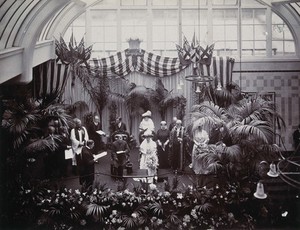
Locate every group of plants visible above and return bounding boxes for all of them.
[4,175,258,230]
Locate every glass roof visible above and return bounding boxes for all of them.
[290,2,300,16]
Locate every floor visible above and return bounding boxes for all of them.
[54,147,197,191]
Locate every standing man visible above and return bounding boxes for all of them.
[169,116,178,131]
[70,118,89,174]
[87,115,105,154]
[293,124,300,155]
[169,120,185,172]
[114,117,127,133]
[156,121,170,169]
[77,140,97,187]
[111,134,130,178]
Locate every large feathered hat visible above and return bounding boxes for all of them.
[142,110,152,118]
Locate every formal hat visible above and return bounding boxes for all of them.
[142,129,153,137]
[160,121,167,125]
[142,110,152,118]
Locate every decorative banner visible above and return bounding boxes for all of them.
[90,49,186,78]
[33,49,234,99]
[33,60,70,99]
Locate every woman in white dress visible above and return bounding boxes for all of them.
[191,120,210,174]
[139,110,155,144]
[139,130,158,183]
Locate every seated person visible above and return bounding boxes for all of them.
[111,134,130,178]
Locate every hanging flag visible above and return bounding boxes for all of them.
[182,35,191,61]
[176,44,189,66]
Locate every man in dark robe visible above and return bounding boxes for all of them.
[87,115,105,153]
[77,140,96,187]
[169,120,186,172]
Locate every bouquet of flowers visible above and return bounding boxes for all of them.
[146,154,158,170]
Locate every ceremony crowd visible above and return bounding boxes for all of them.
[37,109,215,188]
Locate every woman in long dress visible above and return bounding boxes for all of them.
[139,130,158,183]
[192,121,210,174]
[139,110,155,144]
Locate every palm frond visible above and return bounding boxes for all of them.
[195,202,213,213]
[122,215,139,229]
[222,144,242,161]
[86,203,109,219]
[24,135,60,153]
[149,202,164,217]
[231,120,274,144]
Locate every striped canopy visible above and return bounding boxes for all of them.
[33,51,234,99]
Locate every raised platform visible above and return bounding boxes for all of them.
[122,169,148,179]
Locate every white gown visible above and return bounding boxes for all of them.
[139,139,158,183]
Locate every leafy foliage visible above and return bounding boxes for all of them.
[187,84,285,181]
[4,181,257,230]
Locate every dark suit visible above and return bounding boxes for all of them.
[170,126,186,171]
[111,139,130,177]
[87,122,104,153]
[114,122,127,133]
[77,146,95,187]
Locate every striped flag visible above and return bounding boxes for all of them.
[90,50,186,77]
[33,60,70,99]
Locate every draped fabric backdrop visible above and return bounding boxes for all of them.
[33,52,234,141]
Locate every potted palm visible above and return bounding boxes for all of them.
[187,82,285,183]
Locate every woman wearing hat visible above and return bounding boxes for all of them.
[139,110,155,143]
[139,130,158,183]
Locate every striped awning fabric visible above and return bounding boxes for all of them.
[90,50,234,87]
[33,53,234,99]
[90,49,186,77]
[33,60,70,99]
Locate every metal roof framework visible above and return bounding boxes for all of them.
[0,0,299,84]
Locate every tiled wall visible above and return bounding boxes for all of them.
[232,60,300,151]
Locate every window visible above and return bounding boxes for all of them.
[120,10,147,50]
[213,9,238,56]
[65,0,296,58]
[241,9,267,56]
[152,9,178,55]
[182,9,207,44]
[272,12,295,55]
[91,10,117,57]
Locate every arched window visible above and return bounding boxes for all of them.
[64,0,296,58]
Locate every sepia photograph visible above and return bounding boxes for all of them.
[0,0,300,229]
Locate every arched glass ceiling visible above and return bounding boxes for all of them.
[0,0,40,49]
[0,0,299,53]
[62,0,298,59]
[290,2,300,15]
